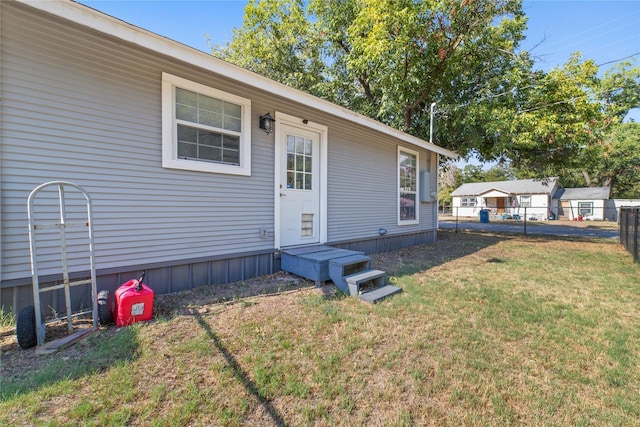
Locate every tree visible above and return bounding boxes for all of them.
[583,122,640,198]
[489,55,640,187]
[214,0,325,95]
[216,0,529,158]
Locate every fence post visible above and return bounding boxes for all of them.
[633,208,640,262]
[455,206,459,233]
[523,207,527,236]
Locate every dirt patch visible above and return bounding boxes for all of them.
[1,271,317,381]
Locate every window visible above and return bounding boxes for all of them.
[398,147,419,224]
[286,135,313,190]
[461,197,477,207]
[578,202,593,216]
[162,73,252,175]
[520,195,531,207]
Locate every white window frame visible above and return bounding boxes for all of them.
[520,195,531,207]
[162,73,252,176]
[578,202,593,216]
[461,197,477,207]
[398,146,419,225]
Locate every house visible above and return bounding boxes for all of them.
[451,178,560,220]
[555,187,610,220]
[0,0,456,313]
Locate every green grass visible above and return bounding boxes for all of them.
[1,231,639,425]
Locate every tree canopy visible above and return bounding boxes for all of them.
[215,0,640,197]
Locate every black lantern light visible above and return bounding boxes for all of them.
[259,113,275,135]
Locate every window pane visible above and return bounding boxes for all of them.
[176,104,198,122]
[301,213,314,237]
[178,141,197,158]
[287,172,294,189]
[199,95,223,114]
[222,148,239,164]
[295,137,304,154]
[400,193,416,221]
[304,173,312,190]
[198,110,223,128]
[222,134,239,150]
[304,156,312,173]
[287,136,295,153]
[296,172,304,189]
[176,87,241,132]
[178,125,198,143]
[399,150,417,222]
[177,124,239,165]
[199,145,222,162]
[176,88,197,107]
[224,101,241,119]
[223,116,241,132]
[199,132,222,147]
[304,139,312,155]
[295,155,304,172]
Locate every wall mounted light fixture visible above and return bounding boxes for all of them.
[259,113,275,135]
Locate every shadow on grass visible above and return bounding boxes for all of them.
[193,311,287,427]
[371,229,508,279]
[0,326,140,400]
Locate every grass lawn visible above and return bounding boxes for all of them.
[1,230,639,426]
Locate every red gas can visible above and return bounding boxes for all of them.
[113,273,154,327]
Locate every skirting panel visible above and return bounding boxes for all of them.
[1,230,437,315]
[1,250,278,315]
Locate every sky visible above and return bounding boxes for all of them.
[78,0,639,166]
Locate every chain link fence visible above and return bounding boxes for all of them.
[443,205,621,236]
[619,207,639,263]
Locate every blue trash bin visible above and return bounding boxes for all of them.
[479,210,490,223]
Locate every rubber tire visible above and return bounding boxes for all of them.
[16,305,38,349]
[98,290,114,326]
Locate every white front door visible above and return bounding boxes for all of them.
[278,124,321,247]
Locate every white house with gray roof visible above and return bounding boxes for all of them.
[555,187,611,220]
[451,178,561,220]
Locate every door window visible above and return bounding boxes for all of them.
[286,135,313,190]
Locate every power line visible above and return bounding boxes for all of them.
[597,52,640,68]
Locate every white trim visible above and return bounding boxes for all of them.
[19,0,457,159]
[398,146,420,226]
[161,73,252,176]
[274,112,328,249]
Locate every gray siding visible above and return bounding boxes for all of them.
[1,2,276,282]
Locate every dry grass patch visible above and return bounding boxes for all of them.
[1,230,639,426]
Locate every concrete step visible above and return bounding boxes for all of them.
[359,285,403,304]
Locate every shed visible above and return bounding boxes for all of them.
[555,187,611,220]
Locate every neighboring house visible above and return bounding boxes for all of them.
[555,187,611,220]
[606,199,640,222]
[0,1,456,312]
[451,178,560,220]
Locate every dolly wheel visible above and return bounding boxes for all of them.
[98,290,114,326]
[16,305,38,349]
